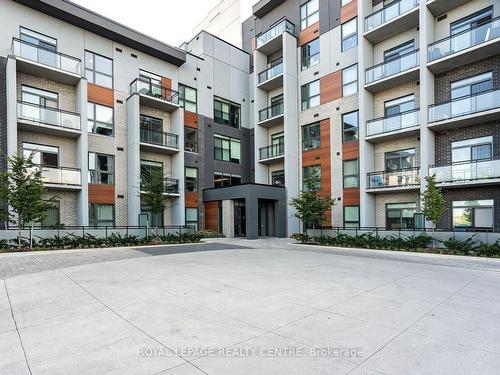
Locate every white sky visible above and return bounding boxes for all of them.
[71,0,222,47]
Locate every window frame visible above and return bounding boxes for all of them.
[300,0,320,30]
[271,170,285,187]
[88,152,114,185]
[84,50,113,89]
[343,159,359,188]
[184,127,198,153]
[302,122,321,151]
[302,164,322,191]
[214,172,242,188]
[185,207,199,230]
[89,203,115,227]
[385,202,417,230]
[301,38,320,70]
[342,64,358,97]
[452,199,494,229]
[185,167,198,192]
[342,111,358,143]
[179,84,198,113]
[344,206,360,228]
[214,134,241,164]
[88,102,114,137]
[214,96,241,128]
[341,17,358,52]
[301,79,320,110]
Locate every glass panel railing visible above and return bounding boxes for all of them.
[365,0,419,32]
[429,89,500,123]
[165,178,180,194]
[368,167,420,189]
[130,78,179,105]
[366,109,419,136]
[28,166,81,186]
[17,101,81,130]
[430,159,500,183]
[258,102,284,122]
[259,142,285,160]
[258,62,284,83]
[12,38,81,75]
[140,127,179,149]
[256,19,295,48]
[428,17,500,62]
[366,50,419,84]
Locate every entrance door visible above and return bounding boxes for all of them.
[234,200,246,237]
[258,199,275,236]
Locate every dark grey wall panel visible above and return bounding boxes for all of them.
[0,57,7,228]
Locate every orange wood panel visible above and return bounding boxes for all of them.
[341,0,358,23]
[251,36,256,51]
[87,83,114,107]
[299,22,320,46]
[320,70,342,104]
[88,184,115,204]
[161,77,172,91]
[184,111,198,128]
[204,201,219,231]
[342,141,359,160]
[185,192,199,208]
[343,188,360,206]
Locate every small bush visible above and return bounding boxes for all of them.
[197,230,225,238]
[291,233,311,243]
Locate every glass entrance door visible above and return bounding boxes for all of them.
[234,200,246,237]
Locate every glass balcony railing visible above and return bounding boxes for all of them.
[366,109,419,136]
[130,78,179,105]
[428,17,500,62]
[28,166,82,186]
[256,19,295,48]
[368,167,420,189]
[12,38,81,75]
[17,101,81,131]
[430,159,500,183]
[140,127,179,149]
[366,50,419,84]
[259,102,284,122]
[365,0,419,32]
[259,142,285,160]
[428,89,500,123]
[258,62,283,83]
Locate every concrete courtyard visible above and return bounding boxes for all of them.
[1,238,500,375]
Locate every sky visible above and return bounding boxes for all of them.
[71,0,222,47]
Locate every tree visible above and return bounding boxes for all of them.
[290,169,336,234]
[0,153,57,248]
[140,168,167,233]
[421,174,445,248]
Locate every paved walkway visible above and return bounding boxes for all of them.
[1,238,500,374]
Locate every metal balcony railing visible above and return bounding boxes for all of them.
[258,102,284,122]
[17,101,81,130]
[365,0,419,32]
[130,78,179,105]
[258,62,283,83]
[365,49,419,84]
[366,108,419,136]
[140,127,179,149]
[367,167,420,189]
[256,19,295,48]
[259,142,285,160]
[430,159,500,184]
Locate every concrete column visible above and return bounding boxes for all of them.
[221,199,234,237]
[126,94,141,226]
[170,108,185,225]
[76,79,88,225]
[6,57,17,159]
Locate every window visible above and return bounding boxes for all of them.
[301,38,320,70]
[302,165,321,191]
[384,94,415,116]
[342,111,358,143]
[214,135,241,163]
[184,127,198,153]
[20,28,57,66]
[342,18,357,51]
[29,201,60,228]
[302,123,321,150]
[386,202,416,230]
[450,6,493,35]
[300,0,319,30]
[384,40,415,62]
[23,142,58,167]
[214,172,241,188]
[88,102,113,136]
[138,70,162,97]
[21,85,58,108]
[453,200,494,229]
[214,97,240,128]
[141,199,163,227]
[89,204,115,227]
[342,64,358,96]
[385,149,416,171]
[343,159,359,188]
[85,51,113,88]
[140,160,163,188]
[452,136,493,163]
[88,153,114,184]
[271,170,285,186]
[185,208,198,230]
[179,84,197,112]
[185,167,198,192]
[344,206,359,228]
[301,80,320,110]
[451,72,493,99]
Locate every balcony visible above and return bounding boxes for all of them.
[30,166,82,190]
[364,0,419,43]
[430,159,500,188]
[17,101,81,137]
[259,143,285,163]
[141,177,180,197]
[12,38,82,84]
[428,89,500,131]
[367,167,420,192]
[426,0,471,17]
[258,102,284,127]
[428,17,500,74]
[130,78,179,112]
[214,110,240,129]
[256,19,295,55]
[140,127,179,153]
[365,50,419,92]
[257,62,283,91]
[366,109,420,142]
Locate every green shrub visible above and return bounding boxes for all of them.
[197,230,225,238]
[307,233,433,251]
[291,233,311,243]
[442,237,477,256]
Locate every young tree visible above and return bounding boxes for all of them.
[140,168,168,234]
[422,174,445,248]
[0,153,57,248]
[290,169,336,234]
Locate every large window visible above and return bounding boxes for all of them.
[301,80,320,110]
[342,111,358,143]
[453,200,494,230]
[185,208,198,230]
[141,160,163,186]
[214,135,241,163]
[386,202,416,230]
[342,64,358,96]
[184,127,198,153]
[342,18,357,52]
[302,165,321,191]
[451,72,493,100]
[185,167,198,192]
[384,94,415,116]
[384,40,415,62]
[89,204,115,227]
[271,170,285,186]
[85,51,113,88]
[23,142,58,166]
[88,153,114,185]
[450,7,493,35]
[214,97,240,128]
[343,159,359,188]
[29,201,60,228]
[214,172,241,188]
[179,84,197,113]
[88,102,113,136]
[344,206,359,228]
[452,136,492,163]
[300,0,319,30]
[301,38,320,70]
[302,123,321,150]
[21,85,58,108]
[385,148,416,171]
